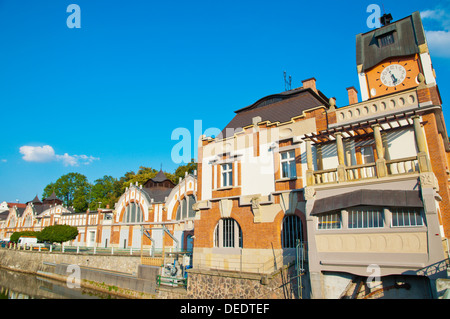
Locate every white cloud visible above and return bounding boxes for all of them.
[1,159,7,163]
[421,5,450,58]
[19,145,55,163]
[424,30,450,58]
[20,145,99,167]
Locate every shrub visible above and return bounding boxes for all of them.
[37,225,79,244]
[10,231,41,243]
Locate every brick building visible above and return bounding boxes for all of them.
[192,11,450,298]
[0,172,197,254]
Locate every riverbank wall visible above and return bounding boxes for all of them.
[0,249,187,299]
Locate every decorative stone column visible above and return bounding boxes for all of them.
[305,139,315,186]
[335,133,347,182]
[412,115,432,172]
[372,124,387,177]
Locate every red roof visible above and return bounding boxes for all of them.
[7,202,27,208]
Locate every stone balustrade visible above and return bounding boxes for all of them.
[335,89,418,124]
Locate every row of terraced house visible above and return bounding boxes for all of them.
[1,11,449,298]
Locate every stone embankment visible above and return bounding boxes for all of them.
[0,249,186,299]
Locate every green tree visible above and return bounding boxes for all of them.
[42,172,92,212]
[37,225,79,245]
[89,175,119,210]
[174,159,197,181]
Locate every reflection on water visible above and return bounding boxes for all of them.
[0,268,123,299]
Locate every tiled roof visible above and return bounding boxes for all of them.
[220,88,329,138]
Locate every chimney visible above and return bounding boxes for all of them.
[302,78,317,94]
[347,86,359,105]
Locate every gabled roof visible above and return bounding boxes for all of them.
[142,187,173,203]
[0,210,9,221]
[219,87,329,139]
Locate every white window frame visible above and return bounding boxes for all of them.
[221,163,233,187]
[391,207,424,227]
[317,212,341,230]
[348,207,384,229]
[280,150,296,179]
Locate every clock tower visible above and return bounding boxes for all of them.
[356,11,436,101]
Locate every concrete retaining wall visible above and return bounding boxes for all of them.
[0,249,141,275]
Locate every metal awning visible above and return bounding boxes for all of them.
[310,189,423,215]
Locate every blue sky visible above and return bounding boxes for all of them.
[1,0,450,203]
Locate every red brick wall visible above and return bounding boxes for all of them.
[193,198,306,250]
[423,111,450,238]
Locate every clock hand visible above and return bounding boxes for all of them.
[389,70,397,84]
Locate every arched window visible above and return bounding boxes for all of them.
[9,216,16,227]
[187,195,196,218]
[214,218,243,248]
[24,215,32,227]
[175,195,197,221]
[124,202,143,223]
[282,215,303,248]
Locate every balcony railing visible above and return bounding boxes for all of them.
[386,156,419,175]
[334,89,419,125]
[312,156,419,186]
[313,168,338,185]
[346,163,377,181]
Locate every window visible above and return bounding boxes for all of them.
[181,198,187,219]
[391,208,423,227]
[124,202,143,223]
[318,212,341,230]
[214,218,243,248]
[361,146,375,164]
[175,195,196,221]
[282,215,303,248]
[187,195,196,218]
[221,163,233,187]
[348,207,383,229]
[281,150,296,179]
[379,33,395,47]
[24,215,32,227]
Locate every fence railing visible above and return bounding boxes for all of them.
[3,243,159,256]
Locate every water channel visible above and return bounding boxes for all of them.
[0,267,125,299]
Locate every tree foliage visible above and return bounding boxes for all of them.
[10,231,40,243]
[40,161,198,212]
[42,172,91,212]
[174,158,197,181]
[37,225,79,244]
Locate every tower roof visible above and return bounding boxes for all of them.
[356,11,426,72]
[44,191,61,202]
[27,195,42,205]
[151,170,170,183]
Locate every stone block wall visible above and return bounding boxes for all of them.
[186,266,306,299]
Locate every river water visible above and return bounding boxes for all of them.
[0,267,124,299]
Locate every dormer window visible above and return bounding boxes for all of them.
[379,32,394,47]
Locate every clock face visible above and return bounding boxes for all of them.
[380,64,407,87]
